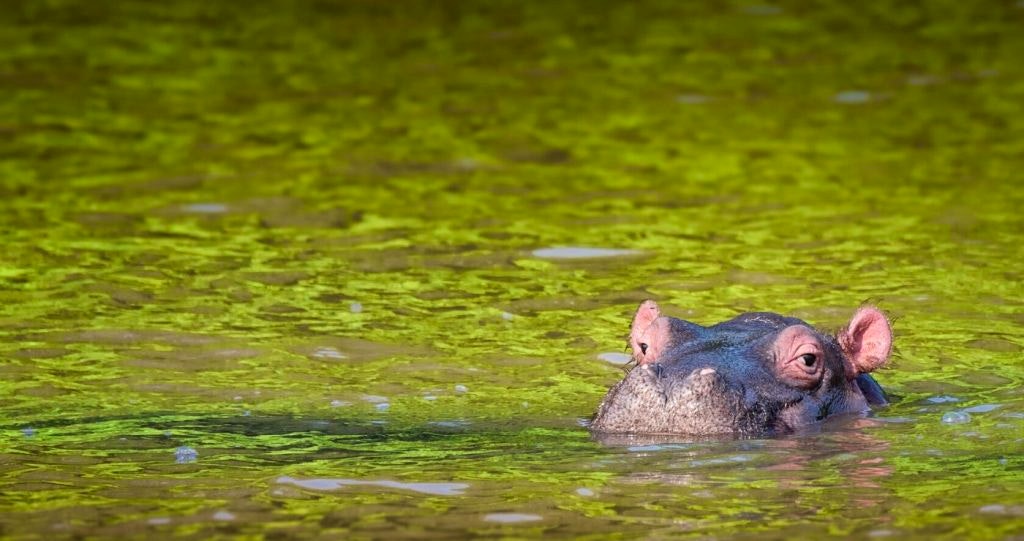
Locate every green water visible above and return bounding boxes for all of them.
[2,0,1023,538]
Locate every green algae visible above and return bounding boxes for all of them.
[2,0,1023,538]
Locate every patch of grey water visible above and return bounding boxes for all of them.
[531,246,641,259]
[180,203,229,214]
[483,513,543,523]
[276,476,469,496]
[597,352,632,365]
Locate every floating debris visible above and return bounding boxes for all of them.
[174,446,198,464]
[181,203,228,214]
[962,404,999,414]
[277,476,469,496]
[978,504,1024,516]
[429,420,470,429]
[312,347,347,360]
[212,510,236,521]
[834,90,871,104]
[531,246,641,259]
[484,513,543,523]
[941,411,971,425]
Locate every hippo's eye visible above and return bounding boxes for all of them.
[639,343,649,355]
[800,353,817,367]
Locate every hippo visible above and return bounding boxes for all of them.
[591,301,892,437]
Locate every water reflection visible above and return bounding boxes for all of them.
[277,476,470,496]
[484,513,543,523]
[592,417,896,512]
[531,246,642,259]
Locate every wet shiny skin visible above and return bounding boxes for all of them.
[591,305,889,436]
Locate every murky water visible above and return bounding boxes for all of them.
[2,0,1023,539]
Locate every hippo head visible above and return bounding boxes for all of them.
[590,301,893,438]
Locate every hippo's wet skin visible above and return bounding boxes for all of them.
[591,301,892,437]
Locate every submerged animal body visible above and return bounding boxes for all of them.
[591,301,892,437]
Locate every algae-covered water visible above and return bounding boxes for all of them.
[2,0,1023,539]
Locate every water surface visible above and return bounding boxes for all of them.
[2,0,1023,539]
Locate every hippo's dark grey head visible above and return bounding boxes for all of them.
[590,301,892,437]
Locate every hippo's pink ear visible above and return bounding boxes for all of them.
[629,300,671,365]
[838,306,892,379]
